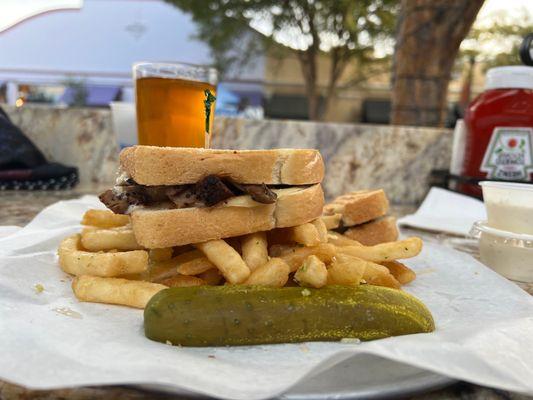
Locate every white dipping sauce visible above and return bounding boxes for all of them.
[485,201,533,235]
[479,232,533,283]
[481,181,533,235]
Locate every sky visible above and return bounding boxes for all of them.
[466,0,533,56]
[477,0,532,20]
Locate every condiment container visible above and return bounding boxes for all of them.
[461,66,533,197]
[480,181,533,235]
[470,221,533,283]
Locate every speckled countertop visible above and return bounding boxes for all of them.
[0,189,532,400]
[0,187,106,226]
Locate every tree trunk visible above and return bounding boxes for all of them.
[459,55,476,113]
[390,0,484,127]
[297,50,320,120]
[306,84,320,121]
[321,49,348,122]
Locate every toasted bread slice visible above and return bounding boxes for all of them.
[323,189,389,227]
[131,184,324,248]
[343,216,399,246]
[120,146,324,186]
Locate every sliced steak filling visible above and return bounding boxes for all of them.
[230,181,277,204]
[99,175,278,214]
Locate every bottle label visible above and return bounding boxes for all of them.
[480,127,533,180]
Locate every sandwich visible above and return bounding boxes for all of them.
[99,146,325,248]
[323,189,398,245]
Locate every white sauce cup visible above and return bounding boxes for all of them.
[480,181,533,235]
[470,221,533,283]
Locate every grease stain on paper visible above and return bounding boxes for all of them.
[416,268,437,275]
[52,307,83,319]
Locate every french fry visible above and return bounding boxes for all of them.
[72,275,166,309]
[269,224,321,247]
[336,237,423,262]
[81,209,130,228]
[241,232,268,271]
[198,268,224,285]
[279,243,336,272]
[81,227,143,251]
[149,247,174,262]
[327,231,362,247]
[149,250,204,282]
[311,219,328,243]
[160,275,205,287]
[294,255,328,288]
[196,240,251,284]
[327,254,366,286]
[381,261,416,285]
[321,214,342,230]
[363,262,401,289]
[244,258,290,287]
[177,256,215,276]
[286,223,321,246]
[149,262,179,283]
[58,235,148,277]
[269,244,296,257]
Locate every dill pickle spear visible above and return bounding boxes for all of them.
[144,285,434,346]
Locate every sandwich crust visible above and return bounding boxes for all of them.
[343,216,399,246]
[323,189,389,227]
[120,146,324,186]
[131,184,324,248]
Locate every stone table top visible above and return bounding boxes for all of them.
[0,189,531,400]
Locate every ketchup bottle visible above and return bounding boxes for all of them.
[461,65,533,197]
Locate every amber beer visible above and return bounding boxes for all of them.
[134,63,217,148]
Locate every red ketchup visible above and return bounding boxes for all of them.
[462,66,533,197]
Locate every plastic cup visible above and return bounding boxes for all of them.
[471,220,533,283]
[110,101,137,148]
[480,181,533,235]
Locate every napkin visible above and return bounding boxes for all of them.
[1,196,533,400]
[398,187,486,236]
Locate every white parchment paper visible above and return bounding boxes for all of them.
[1,196,533,400]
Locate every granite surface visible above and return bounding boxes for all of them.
[0,189,532,400]
[3,105,452,203]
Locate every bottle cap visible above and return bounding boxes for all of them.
[485,66,533,90]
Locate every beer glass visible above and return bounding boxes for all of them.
[133,62,217,148]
